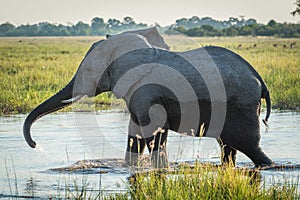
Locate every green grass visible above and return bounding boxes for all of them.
[62,163,298,200]
[0,37,111,114]
[0,36,299,115]
[121,164,299,200]
[3,154,299,199]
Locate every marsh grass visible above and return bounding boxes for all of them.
[0,36,299,115]
[3,151,299,199]
[58,167,298,200]
[122,164,298,200]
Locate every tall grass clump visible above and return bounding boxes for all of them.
[123,164,298,200]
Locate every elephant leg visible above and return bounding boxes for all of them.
[127,93,170,168]
[222,145,237,166]
[239,146,273,167]
[220,105,273,167]
[125,118,146,166]
[144,129,169,168]
[218,140,237,166]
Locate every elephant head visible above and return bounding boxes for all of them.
[23,27,169,148]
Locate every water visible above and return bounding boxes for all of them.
[0,111,299,198]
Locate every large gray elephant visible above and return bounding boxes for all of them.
[23,27,273,167]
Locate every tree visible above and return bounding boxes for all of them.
[173,26,187,34]
[291,0,300,16]
[245,18,257,26]
[122,16,136,30]
[0,22,15,36]
[238,25,255,36]
[224,26,238,36]
[38,22,56,36]
[185,25,221,37]
[186,27,204,36]
[91,17,106,35]
[72,21,90,36]
[188,16,200,26]
[267,20,277,27]
[57,24,70,36]
[175,18,188,28]
[16,24,39,36]
[107,18,122,33]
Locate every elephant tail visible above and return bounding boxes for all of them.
[262,87,271,127]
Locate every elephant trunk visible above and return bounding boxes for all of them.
[23,77,79,148]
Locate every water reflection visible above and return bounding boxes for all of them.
[25,177,39,196]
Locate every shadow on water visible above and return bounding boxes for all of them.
[0,111,299,198]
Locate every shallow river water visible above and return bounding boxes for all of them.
[0,111,299,198]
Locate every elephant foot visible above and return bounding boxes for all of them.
[253,153,273,168]
[245,147,273,168]
[254,160,274,168]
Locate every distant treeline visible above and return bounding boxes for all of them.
[0,16,299,38]
[172,21,299,38]
[0,17,147,37]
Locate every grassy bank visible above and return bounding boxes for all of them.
[121,164,298,200]
[4,163,298,199]
[0,36,299,115]
[61,164,298,199]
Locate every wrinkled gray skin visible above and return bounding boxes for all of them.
[23,28,272,168]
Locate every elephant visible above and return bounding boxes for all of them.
[23,27,273,168]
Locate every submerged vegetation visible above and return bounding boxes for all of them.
[0,36,299,115]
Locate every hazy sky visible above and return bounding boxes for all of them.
[0,0,299,26]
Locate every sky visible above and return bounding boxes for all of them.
[0,0,299,26]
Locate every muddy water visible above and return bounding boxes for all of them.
[0,111,299,198]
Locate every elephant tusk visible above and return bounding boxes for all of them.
[62,95,86,104]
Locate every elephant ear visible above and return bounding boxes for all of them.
[74,28,167,97]
[127,27,169,50]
